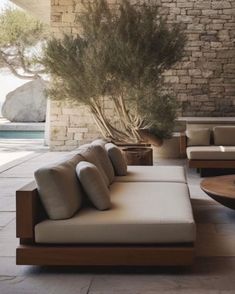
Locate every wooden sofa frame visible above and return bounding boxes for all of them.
[180,132,235,170]
[16,181,195,266]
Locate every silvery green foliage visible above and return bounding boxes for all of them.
[42,0,186,142]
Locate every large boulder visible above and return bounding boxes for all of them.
[2,78,47,122]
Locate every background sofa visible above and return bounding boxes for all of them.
[180,126,235,176]
[16,141,196,266]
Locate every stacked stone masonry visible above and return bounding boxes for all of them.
[50,0,235,150]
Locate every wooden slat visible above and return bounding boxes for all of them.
[189,160,235,168]
[16,245,195,266]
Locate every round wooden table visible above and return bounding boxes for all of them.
[200,175,235,210]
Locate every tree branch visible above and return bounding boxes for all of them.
[17,48,45,75]
[0,50,37,80]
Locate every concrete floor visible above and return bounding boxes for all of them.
[0,140,235,293]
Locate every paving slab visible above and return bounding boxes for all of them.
[0,152,69,178]
[0,212,15,227]
[0,178,34,196]
[0,219,17,257]
[89,258,235,293]
[0,196,15,211]
[0,272,92,294]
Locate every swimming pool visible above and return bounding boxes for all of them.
[0,130,45,139]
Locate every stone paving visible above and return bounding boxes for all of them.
[0,140,235,293]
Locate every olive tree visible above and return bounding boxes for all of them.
[42,0,186,143]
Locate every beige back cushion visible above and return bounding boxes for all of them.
[78,145,114,186]
[214,126,235,145]
[91,139,109,148]
[186,128,211,146]
[34,156,84,220]
[76,161,111,210]
[105,143,127,176]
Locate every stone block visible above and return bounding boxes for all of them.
[68,127,88,133]
[212,1,232,9]
[192,78,208,84]
[50,140,65,146]
[223,9,235,14]
[187,9,201,16]
[180,76,191,84]
[192,52,203,58]
[62,12,76,23]
[189,69,201,76]
[194,2,211,9]
[187,24,205,31]
[74,133,84,140]
[164,76,179,83]
[65,140,79,146]
[177,2,193,8]
[202,10,218,16]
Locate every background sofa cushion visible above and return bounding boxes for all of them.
[114,165,186,183]
[105,143,127,176]
[35,182,196,244]
[186,128,211,146]
[214,126,235,146]
[34,158,84,220]
[187,146,235,160]
[76,161,111,210]
[78,145,114,186]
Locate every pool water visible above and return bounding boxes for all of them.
[0,131,45,139]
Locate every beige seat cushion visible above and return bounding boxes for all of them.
[78,145,114,186]
[115,165,186,183]
[35,182,195,244]
[76,161,111,210]
[214,126,235,146]
[105,143,127,176]
[34,155,84,220]
[186,128,211,146]
[187,146,235,160]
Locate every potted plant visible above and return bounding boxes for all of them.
[41,0,186,146]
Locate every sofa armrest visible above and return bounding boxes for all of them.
[16,181,47,243]
[179,132,187,158]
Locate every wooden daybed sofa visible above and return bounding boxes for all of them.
[180,126,235,175]
[16,141,196,266]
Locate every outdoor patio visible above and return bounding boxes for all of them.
[0,0,234,292]
[0,140,235,293]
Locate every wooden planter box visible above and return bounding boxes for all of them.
[122,147,153,166]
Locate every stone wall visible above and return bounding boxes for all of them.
[50,0,235,150]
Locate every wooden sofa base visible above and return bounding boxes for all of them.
[189,160,235,169]
[16,245,195,266]
[189,160,235,177]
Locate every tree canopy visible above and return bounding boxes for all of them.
[42,0,186,143]
[0,7,48,79]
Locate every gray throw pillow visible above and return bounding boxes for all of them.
[91,138,109,148]
[34,160,83,220]
[186,128,211,146]
[76,161,111,210]
[105,143,127,176]
[78,145,114,186]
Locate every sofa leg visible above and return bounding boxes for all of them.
[200,169,204,177]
